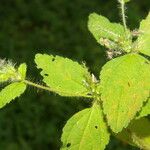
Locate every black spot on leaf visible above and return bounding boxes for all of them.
[95,126,98,129]
[52,57,55,61]
[66,143,71,147]
[44,74,48,76]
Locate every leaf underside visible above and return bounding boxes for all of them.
[137,98,150,119]
[100,54,150,133]
[116,118,150,150]
[35,53,91,97]
[0,82,26,109]
[136,12,150,56]
[61,103,110,150]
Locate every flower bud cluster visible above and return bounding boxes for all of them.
[0,59,21,82]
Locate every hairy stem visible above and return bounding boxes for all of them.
[120,0,127,33]
[23,80,54,92]
[23,80,92,98]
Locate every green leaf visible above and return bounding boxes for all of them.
[18,63,27,80]
[61,103,110,150]
[88,13,125,42]
[0,82,26,109]
[115,128,136,147]
[35,53,91,97]
[116,118,150,150]
[136,12,150,56]
[88,13,132,52]
[100,54,150,133]
[0,73,10,82]
[136,98,150,119]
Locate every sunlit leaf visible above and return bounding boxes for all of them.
[100,54,150,133]
[35,53,91,97]
[88,13,125,42]
[18,63,27,80]
[136,12,150,56]
[88,13,132,52]
[0,82,26,109]
[61,103,110,150]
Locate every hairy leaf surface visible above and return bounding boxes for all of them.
[100,54,150,133]
[35,54,91,97]
[88,13,132,52]
[116,118,150,150]
[88,13,127,43]
[136,12,150,56]
[0,82,26,109]
[61,103,110,150]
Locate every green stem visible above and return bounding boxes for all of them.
[120,0,127,33]
[23,80,92,98]
[23,80,56,93]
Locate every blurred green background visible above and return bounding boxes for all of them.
[0,0,149,149]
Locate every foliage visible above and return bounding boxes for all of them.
[35,54,91,97]
[100,54,150,133]
[61,102,110,150]
[136,13,150,56]
[137,98,150,119]
[0,82,26,109]
[88,13,132,53]
[1,0,149,149]
[116,118,150,149]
